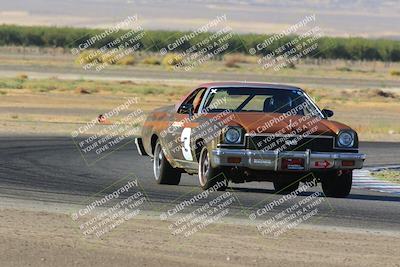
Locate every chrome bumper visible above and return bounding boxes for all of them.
[211,149,366,171]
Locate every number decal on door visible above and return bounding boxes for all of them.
[181,128,193,161]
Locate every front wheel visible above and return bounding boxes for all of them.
[321,171,352,198]
[153,140,181,185]
[198,147,227,191]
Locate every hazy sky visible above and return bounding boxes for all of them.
[0,0,399,39]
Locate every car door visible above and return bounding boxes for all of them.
[168,88,206,163]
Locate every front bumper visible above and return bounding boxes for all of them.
[211,149,366,171]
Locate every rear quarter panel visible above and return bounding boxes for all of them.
[141,105,175,156]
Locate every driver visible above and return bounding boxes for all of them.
[264,94,293,113]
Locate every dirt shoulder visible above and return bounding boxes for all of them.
[1,206,399,267]
[1,77,400,141]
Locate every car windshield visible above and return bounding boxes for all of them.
[201,87,322,117]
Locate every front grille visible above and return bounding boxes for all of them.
[247,134,334,152]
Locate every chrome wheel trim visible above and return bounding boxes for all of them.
[153,143,162,181]
[199,148,209,186]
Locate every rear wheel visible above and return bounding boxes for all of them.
[198,147,227,191]
[273,179,300,194]
[321,171,352,198]
[153,140,181,185]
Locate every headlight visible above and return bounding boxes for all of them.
[225,127,241,144]
[338,131,354,147]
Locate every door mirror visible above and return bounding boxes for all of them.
[322,109,334,118]
[179,103,194,116]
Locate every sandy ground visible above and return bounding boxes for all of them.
[1,91,400,141]
[0,205,399,267]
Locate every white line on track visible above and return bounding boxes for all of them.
[353,166,400,195]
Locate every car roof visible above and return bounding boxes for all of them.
[198,81,303,91]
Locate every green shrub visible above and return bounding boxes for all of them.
[2,25,400,62]
[141,87,165,95]
[337,67,352,72]
[0,79,24,89]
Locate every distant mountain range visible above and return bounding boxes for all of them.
[0,0,399,40]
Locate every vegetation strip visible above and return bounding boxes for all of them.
[1,24,400,62]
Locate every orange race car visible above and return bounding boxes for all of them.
[135,82,366,197]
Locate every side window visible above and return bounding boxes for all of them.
[178,88,206,114]
[192,89,206,113]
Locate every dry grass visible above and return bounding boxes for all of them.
[390,70,400,76]
[0,76,188,96]
[116,55,136,65]
[223,53,257,68]
[74,87,97,94]
[2,48,400,81]
[372,170,400,184]
[142,56,161,65]
[0,76,399,141]
[16,73,28,80]
[75,50,136,66]
[162,53,183,66]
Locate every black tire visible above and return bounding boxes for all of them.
[273,179,300,194]
[153,140,181,185]
[198,146,228,191]
[321,171,352,198]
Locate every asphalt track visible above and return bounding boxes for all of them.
[1,136,400,231]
